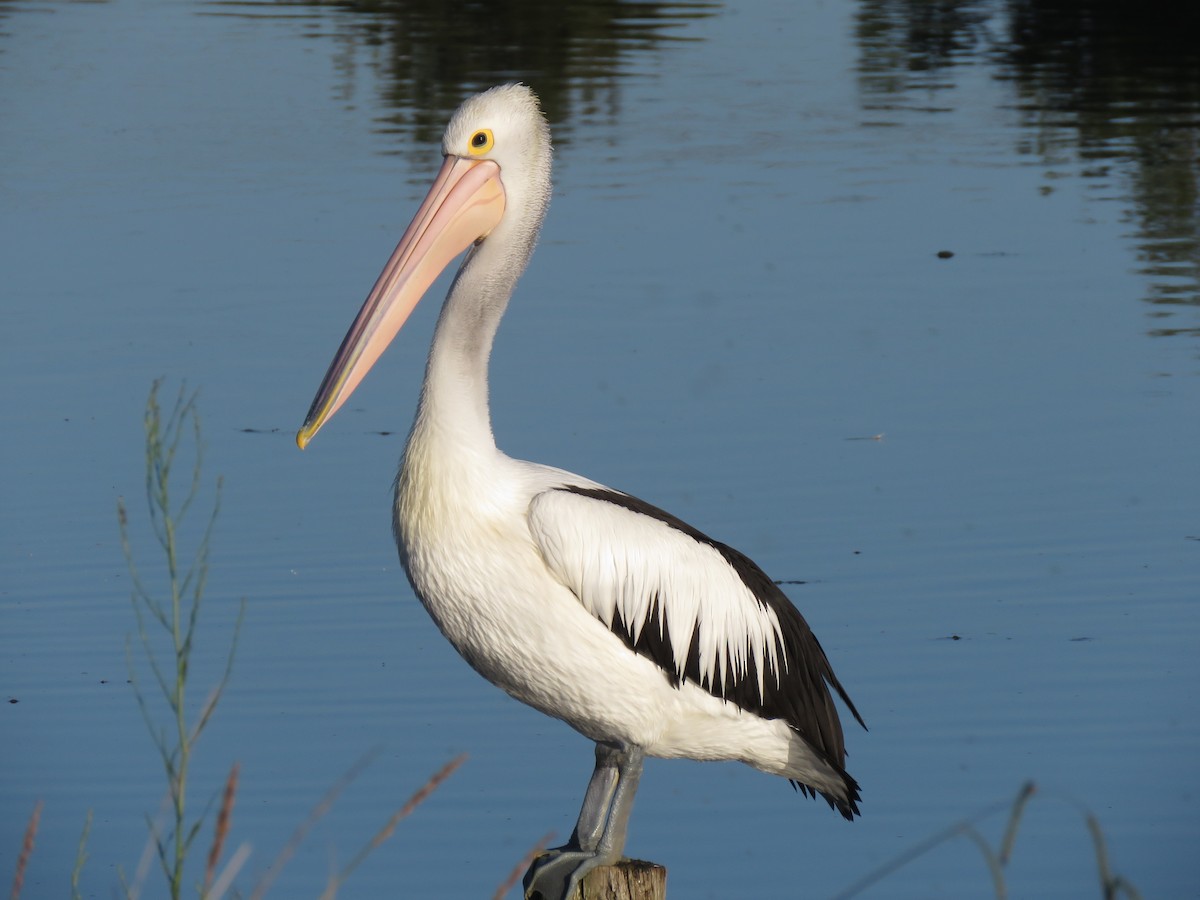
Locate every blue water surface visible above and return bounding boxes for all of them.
[2,1,1197,898]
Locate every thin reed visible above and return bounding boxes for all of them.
[70,810,92,900]
[494,831,555,900]
[831,781,1142,900]
[9,800,42,900]
[203,763,240,894]
[117,380,244,899]
[316,753,469,900]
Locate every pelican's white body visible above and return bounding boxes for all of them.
[397,408,846,797]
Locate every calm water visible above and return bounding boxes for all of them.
[2,1,1198,897]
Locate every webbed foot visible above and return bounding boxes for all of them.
[523,848,607,900]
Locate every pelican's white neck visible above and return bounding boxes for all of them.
[409,238,521,453]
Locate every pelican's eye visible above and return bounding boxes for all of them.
[468,129,494,156]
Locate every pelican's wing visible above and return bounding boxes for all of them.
[527,484,864,768]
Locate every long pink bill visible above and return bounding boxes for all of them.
[297,155,505,449]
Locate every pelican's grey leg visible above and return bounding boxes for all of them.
[591,745,643,861]
[524,743,645,900]
[570,742,621,851]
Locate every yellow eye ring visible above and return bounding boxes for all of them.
[468,128,494,155]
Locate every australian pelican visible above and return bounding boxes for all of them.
[298,84,865,900]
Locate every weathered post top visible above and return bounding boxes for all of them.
[525,858,667,900]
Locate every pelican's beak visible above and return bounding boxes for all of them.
[297,155,505,449]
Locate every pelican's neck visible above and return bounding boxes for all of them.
[408,235,526,457]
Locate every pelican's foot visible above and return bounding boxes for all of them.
[525,743,644,900]
[522,848,609,900]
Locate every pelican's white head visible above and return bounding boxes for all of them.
[442,83,552,257]
[297,84,553,449]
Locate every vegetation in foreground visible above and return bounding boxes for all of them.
[9,381,461,899]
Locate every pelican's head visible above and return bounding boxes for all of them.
[442,84,552,249]
[297,84,552,449]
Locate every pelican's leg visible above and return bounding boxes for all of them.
[592,745,643,861]
[571,742,622,850]
[524,743,645,900]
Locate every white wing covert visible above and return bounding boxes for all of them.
[529,485,788,705]
[528,484,865,768]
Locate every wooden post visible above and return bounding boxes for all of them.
[525,858,667,900]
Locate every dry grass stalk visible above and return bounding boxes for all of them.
[203,763,240,894]
[248,747,383,900]
[70,809,93,900]
[206,842,252,900]
[831,780,1143,900]
[316,753,468,900]
[493,831,555,900]
[9,800,42,900]
[997,781,1036,865]
[378,753,468,839]
[1085,811,1144,900]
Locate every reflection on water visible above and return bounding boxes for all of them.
[205,0,1200,348]
[855,0,1200,347]
[1001,2,1200,338]
[208,0,717,151]
[855,0,996,103]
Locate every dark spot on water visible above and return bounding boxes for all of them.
[936,249,954,259]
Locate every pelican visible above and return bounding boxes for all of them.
[298,84,865,900]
